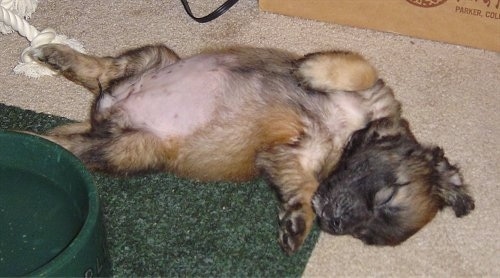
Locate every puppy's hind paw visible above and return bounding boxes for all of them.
[29,44,76,72]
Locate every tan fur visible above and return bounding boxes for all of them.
[294,51,378,92]
[104,132,173,173]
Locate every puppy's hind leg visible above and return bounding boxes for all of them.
[47,121,92,136]
[33,123,168,174]
[29,44,180,94]
[23,121,97,159]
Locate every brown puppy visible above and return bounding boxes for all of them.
[26,44,471,253]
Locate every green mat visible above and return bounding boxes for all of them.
[0,103,320,277]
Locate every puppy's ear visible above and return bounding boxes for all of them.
[429,147,475,217]
[343,117,412,157]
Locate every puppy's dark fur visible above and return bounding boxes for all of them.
[25,44,474,253]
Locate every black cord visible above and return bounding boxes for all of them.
[180,0,240,23]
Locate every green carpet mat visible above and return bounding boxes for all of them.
[0,103,320,277]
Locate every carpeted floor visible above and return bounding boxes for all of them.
[0,1,499,276]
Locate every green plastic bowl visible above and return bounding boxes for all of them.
[0,131,111,276]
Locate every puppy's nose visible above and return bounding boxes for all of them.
[332,218,341,228]
[330,217,342,233]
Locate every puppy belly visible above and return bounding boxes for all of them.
[103,54,229,138]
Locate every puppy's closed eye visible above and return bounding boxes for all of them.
[374,186,396,207]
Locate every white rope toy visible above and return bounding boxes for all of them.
[0,0,85,78]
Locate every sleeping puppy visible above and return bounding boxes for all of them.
[26,44,473,254]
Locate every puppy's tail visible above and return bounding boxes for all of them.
[293,51,378,92]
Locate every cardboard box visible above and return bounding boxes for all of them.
[260,0,500,52]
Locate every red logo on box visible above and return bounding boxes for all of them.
[406,0,448,7]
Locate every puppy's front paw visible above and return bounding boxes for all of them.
[278,202,314,254]
[30,44,76,72]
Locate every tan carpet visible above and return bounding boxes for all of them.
[1,1,498,276]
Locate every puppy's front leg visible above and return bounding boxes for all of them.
[257,146,319,254]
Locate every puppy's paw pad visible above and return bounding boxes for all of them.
[290,68,311,89]
[285,213,306,236]
[30,44,74,71]
[278,209,307,254]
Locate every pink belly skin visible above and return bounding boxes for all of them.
[104,55,228,138]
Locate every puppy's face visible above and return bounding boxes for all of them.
[313,118,475,245]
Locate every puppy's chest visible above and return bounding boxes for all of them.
[323,92,370,140]
[98,55,229,138]
[299,92,371,177]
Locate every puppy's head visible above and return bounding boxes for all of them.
[313,117,475,245]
